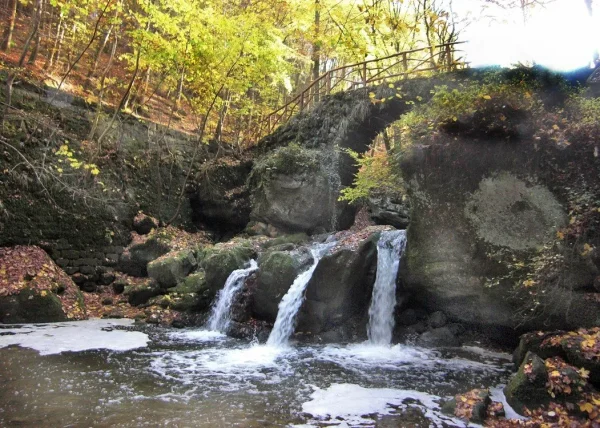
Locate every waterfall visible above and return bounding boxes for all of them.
[206,260,258,333]
[367,230,407,346]
[266,242,334,347]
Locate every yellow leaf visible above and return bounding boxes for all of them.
[482,95,492,100]
[388,83,394,89]
[40,290,47,297]
[552,124,560,131]
[556,231,564,240]
[452,116,457,122]
[579,368,590,379]
[91,167,100,176]
[368,92,376,98]
[523,279,536,288]
[57,167,63,173]
[581,243,593,257]
[580,402,594,413]
[550,370,560,377]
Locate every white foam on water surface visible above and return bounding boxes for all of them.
[168,330,227,342]
[320,342,437,369]
[0,319,149,355]
[150,343,295,388]
[301,383,466,427]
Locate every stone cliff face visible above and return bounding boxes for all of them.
[400,136,600,331]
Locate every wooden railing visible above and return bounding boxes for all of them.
[253,41,467,139]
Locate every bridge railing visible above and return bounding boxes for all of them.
[248,41,466,142]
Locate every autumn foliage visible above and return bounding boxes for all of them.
[0,245,86,320]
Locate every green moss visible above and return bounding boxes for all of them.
[262,233,309,250]
[201,245,255,292]
[0,288,67,323]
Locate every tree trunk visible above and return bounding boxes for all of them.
[213,89,230,143]
[88,34,118,141]
[44,12,64,71]
[28,0,45,64]
[85,27,113,89]
[311,0,321,102]
[1,0,17,51]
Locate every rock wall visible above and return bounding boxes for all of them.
[400,137,600,331]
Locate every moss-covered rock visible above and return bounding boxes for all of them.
[119,233,171,277]
[151,272,211,312]
[201,244,255,293]
[504,352,550,413]
[261,233,310,250]
[0,246,87,323]
[123,278,162,306]
[249,144,355,234]
[253,249,313,321]
[147,249,196,288]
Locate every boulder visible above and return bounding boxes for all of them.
[123,278,162,306]
[442,389,493,424]
[249,144,355,234]
[119,232,171,276]
[189,158,253,235]
[147,249,197,288]
[152,272,211,312]
[428,311,447,329]
[253,248,313,321]
[133,213,159,235]
[367,193,410,229]
[400,138,600,331]
[200,244,255,294]
[298,230,380,333]
[0,246,87,323]
[416,326,460,348]
[504,352,550,413]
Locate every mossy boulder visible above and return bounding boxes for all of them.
[119,233,171,277]
[253,249,313,321]
[504,352,550,414]
[0,289,67,323]
[261,233,310,250]
[123,278,162,306]
[152,272,211,312]
[147,249,197,288]
[201,244,255,294]
[249,144,355,233]
[0,246,87,323]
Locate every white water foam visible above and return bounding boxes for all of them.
[168,330,227,342]
[206,260,258,332]
[149,344,293,390]
[0,319,149,355]
[367,230,407,346]
[301,383,465,427]
[267,242,334,347]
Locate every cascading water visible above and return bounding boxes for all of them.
[266,242,334,347]
[367,230,407,346]
[206,260,258,333]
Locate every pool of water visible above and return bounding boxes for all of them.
[0,320,514,427]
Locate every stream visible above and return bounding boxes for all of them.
[0,320,514,427]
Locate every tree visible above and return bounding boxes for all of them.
[1,0,18,51]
